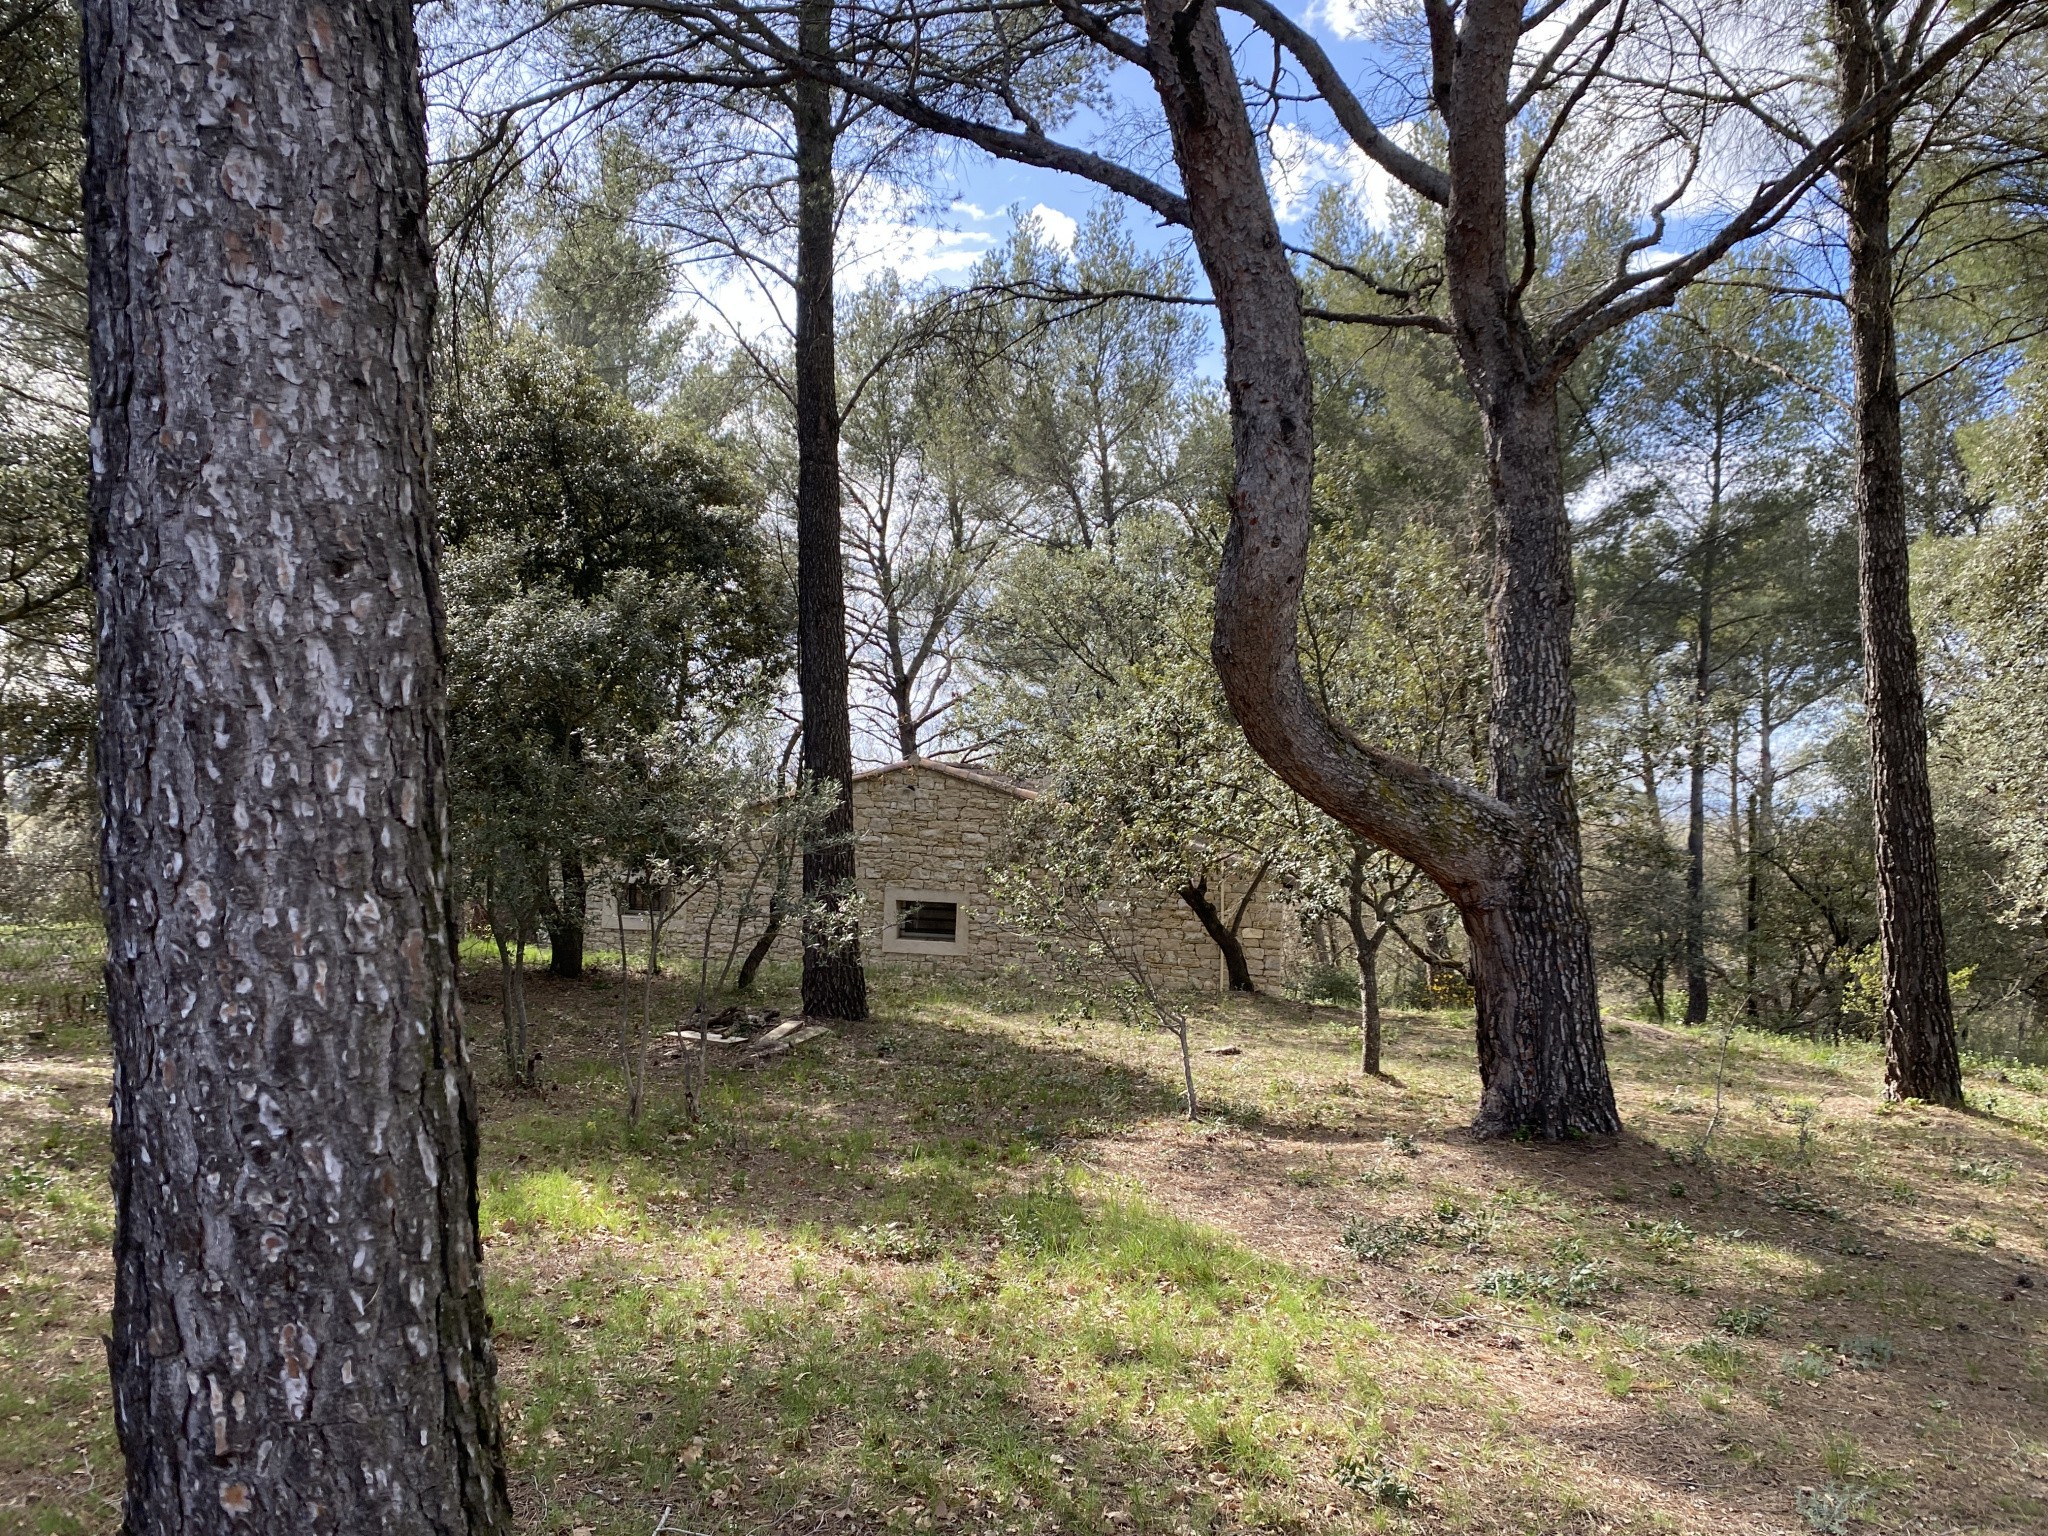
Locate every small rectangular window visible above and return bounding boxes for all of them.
[622,883,667,914]
[881,887,968,954]
[896,899,958,942]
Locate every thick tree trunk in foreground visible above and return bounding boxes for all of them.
[792,0,868,1022]
[1837,11,1962,1106]
[1178,878,1254,992]
[83,1,513,1529]
[1145,0,1616,1136]
[1463,390,1615,1134]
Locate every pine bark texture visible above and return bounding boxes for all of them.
[1144,0,1615,1136]
[1837,6,1963,1105]
[82,1,514,1529]
[792,0,868,1022]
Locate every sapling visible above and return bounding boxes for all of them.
[599,735,846,1124]
[993,794,1204,1117]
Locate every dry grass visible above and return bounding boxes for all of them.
[2,932,2045,1535]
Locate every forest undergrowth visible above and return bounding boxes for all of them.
[1,926,2044,1535]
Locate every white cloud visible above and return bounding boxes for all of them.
[844,220,997,284]
[1309,0,1399,41]
[677,265,792,348]
[950,200,996,222]
[671,216,998,349]
[1266,123,1392,228]
[1027,203,1078,251]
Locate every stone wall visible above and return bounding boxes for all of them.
[587,762,1303,995]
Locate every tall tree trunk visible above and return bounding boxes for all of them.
[1746,671,1777,1023]
[1837,7,1962,1105]
[81,0,514,1528]
[1461,388,1616,1134]
[1178,877,1254,992]
[792,0,867,1021]
[1684,504,1719,1025]
[1683,695,1710,1023]
[492,922,531,1087]
[0,673,10,858]
[549,852,587,978]
[1144,0,1616,1137]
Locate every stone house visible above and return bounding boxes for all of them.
[585,759,1302,993]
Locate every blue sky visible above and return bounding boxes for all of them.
[687,8,1409,352]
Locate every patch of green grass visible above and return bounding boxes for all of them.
[1820,1433,1863,1479]
[1782,1347,1836,1384]
[1682,1337,1748,1383]
[1954,1156,2014,1184]
[484,1167,643,1236]
[1624,1218,1696,1263]
[10,929,2048,1534]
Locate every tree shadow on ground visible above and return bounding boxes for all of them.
[468,967,2048,1535]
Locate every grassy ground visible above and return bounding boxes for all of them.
[2,930,2046,1535]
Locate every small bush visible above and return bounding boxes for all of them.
[1341,1216,1427,1263]
[1474,1263,1603,1307]
[1715,1304,1776,1337]
[1294,963,1360,1006]
[1626,1218,1697,1263]
[1795,1481,1870,1534]
[1781,1347,1835,1383]
[1334,1455,1417,1508]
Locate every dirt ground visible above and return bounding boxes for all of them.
[2,938,2044,1535]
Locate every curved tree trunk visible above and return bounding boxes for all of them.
[735,905,784,992]
[1178,877,1254,992]
[82,0,514,1528]
[1837,6,1962,1106]
[1143,0,1616,1137]
[793,0,868,1022]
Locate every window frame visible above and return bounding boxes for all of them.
[881,885,969,955]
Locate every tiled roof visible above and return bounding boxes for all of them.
[851,759,1038,800]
